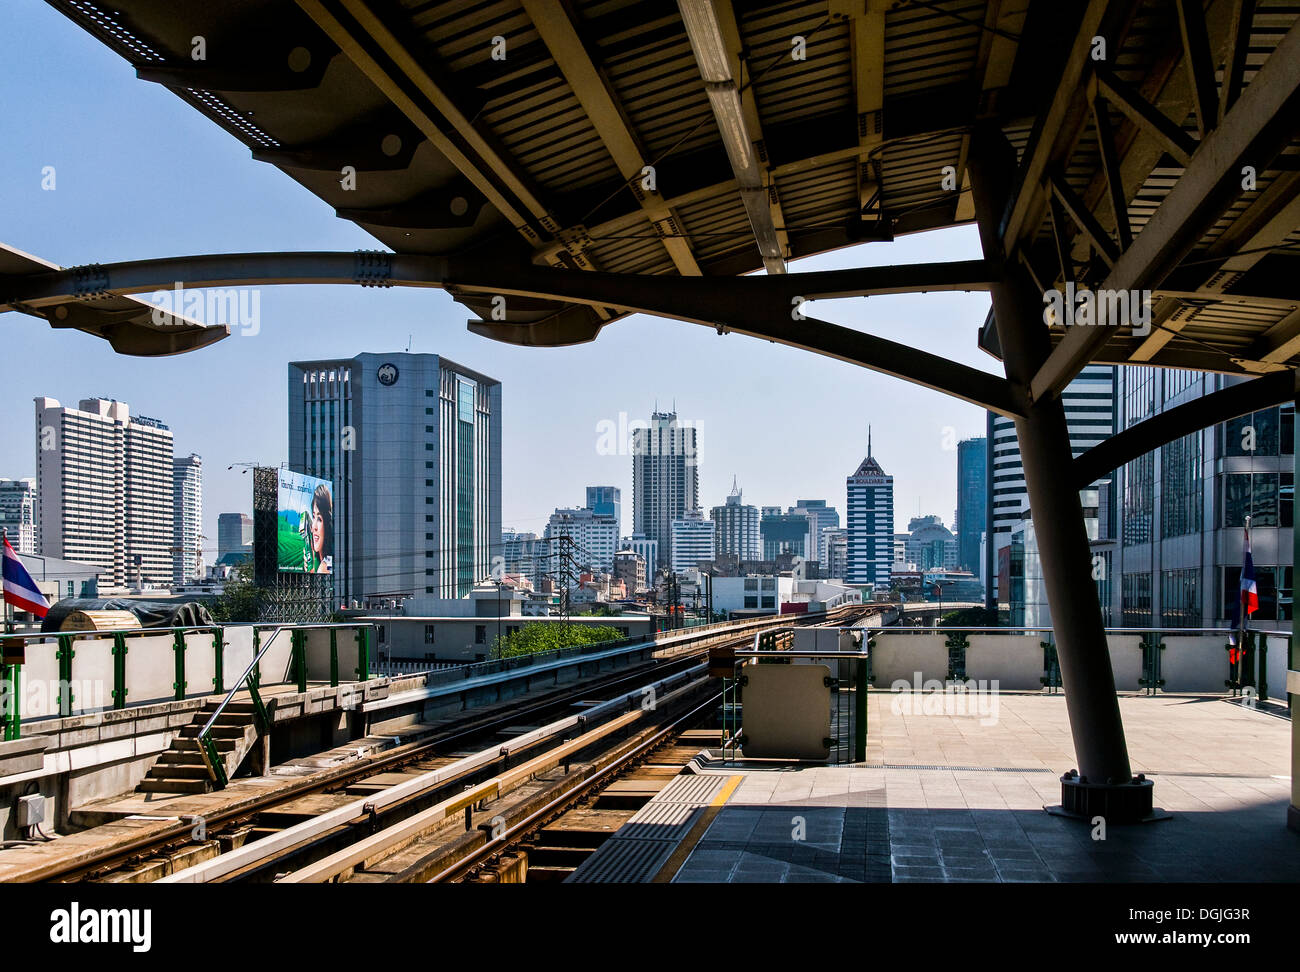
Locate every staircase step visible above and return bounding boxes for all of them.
[202,701,260,713]
[148,765,213,780]
[137,778,211,794]
[156,751,208,765]
[211,713,255,727]
[178,725,247,739]
[171,737,239,752]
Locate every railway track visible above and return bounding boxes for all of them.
[22,607,868,883]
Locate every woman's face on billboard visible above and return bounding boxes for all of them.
[311,502,325,554]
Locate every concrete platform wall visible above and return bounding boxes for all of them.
[1106,634,1145,691]
[1161,637,1226,692]
[871,635,949,687]
[965,636,1045,690]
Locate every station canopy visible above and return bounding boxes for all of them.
[23,0,1300,384]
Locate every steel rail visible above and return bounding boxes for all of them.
[429,687,725,883]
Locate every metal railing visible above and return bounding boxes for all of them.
[721,625,875,766]
[869,625,1290,701]
[193,626,287,788]
[0,621,374,743]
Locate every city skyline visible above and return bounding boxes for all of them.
[0,2,991,557]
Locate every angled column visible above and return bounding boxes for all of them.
[969,126,1152,821]
[1292,385,1300,832]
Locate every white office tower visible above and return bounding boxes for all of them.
[172,454,203,585]
[0,479,37,554]
[846,429,894,588]
[545,508,619,577]
[35,397,175,589]
[670,510,715,573]
[711,477,760,560]
[632,410,698,568]
[987,364,1116,603]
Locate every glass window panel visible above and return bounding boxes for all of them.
[1223,474,1251,527]
[1252,473,1279,526]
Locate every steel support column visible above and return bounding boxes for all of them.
[1291,385,1300,832]
[970,125,1152,821]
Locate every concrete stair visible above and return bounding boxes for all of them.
[137,700,263,794]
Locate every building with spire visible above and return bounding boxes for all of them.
[846,426,894,589]
[710,476,760,560]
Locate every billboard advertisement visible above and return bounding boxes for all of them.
[277,470,333,574]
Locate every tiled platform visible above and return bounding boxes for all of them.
[575,693,1299,883]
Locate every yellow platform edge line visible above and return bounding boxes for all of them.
[650,775,743,884]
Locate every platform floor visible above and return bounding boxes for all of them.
[572,692,1299,883]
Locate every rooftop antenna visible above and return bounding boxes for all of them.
[868,424,872,457]
[405,334,412,352]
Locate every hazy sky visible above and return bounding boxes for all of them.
[0,2,997,559]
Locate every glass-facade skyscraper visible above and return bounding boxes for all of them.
[1114,367,1293,629]
[585,486,621,537]
[289,353,501,608]
[956,437,986,574]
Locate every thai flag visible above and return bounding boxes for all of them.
[2,535,50,618]
[1228,527,1258,650]
[1240,530,1259,617]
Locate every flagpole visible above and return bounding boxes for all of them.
[1238,516,1250,688]
[2,528,12,635]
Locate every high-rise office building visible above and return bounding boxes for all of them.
[710,477,760,560]
[1113,367,1294,629]
[791,499,840,566]
[545,508,618,576]
[35,397,175,589]
[761,509,813,561]
[0,478,37,554]
[172,454,203,586]
[585,486,621,537]
[217,512,253,561]
[956,437,987,574]
[289,354,501,607]
[632,410,698,568]
[986,364,1117,605]
[670,510,715,573]
[846,431,894,588]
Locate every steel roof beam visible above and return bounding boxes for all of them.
[678,0,785,273]
[0,252,992,309]
[1000,0,1120,250]
[844,0,886,217]
[522,0,702,276]
[0,249,1013,410]
[1030,16,1300,402]
[295,0,561,249]
[1221,0,1257,121]
[1175,0,1220,139]
[1073,368,1298,488]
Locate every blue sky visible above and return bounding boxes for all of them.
[0,1,998,556]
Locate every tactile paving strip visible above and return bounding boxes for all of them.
[565,837,678,883]
[619,801,704,842]
[651,774,728,805]
[566,773,726,882]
